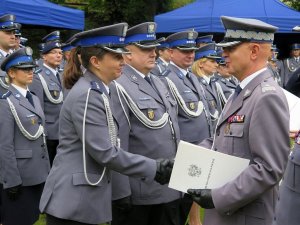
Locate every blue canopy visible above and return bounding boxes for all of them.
[0,0,84,30]
[155,0,300,33]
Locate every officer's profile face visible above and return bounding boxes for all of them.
[291,49,300,57]
[0,30,16,51]
[170,48,195,69]
[158,48,171,62]
[198,58,218,76]
[43,48,63,69]
[123,45,156,75]
[7,67,34,89]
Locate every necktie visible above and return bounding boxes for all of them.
[231,85,242,102]
[56,72,61,86]
[144,76,152,85]
[26,91,35,107]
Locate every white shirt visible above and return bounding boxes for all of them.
[0,49,8,57]
[11,84,28,97]
[127,64,151,79]
[239,67,267,89]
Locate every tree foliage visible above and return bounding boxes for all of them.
[281,0,300,11]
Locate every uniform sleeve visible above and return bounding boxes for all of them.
[71,90,157,181]
[0,100,22,189]
[29,74,44,110]
[212,91,290,215]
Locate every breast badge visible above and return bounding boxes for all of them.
[147,109,154,120]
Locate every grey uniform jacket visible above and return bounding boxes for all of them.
[200,70,290,225]
[273,143,300,225]
[160,64,212,143]
[111,65,181,205]
[0,53,9,95]
[151,57,168,76]
[39,70,157,224]
[29,65,63,140]
[279,57,300,88]
[214,74,237,100]
[0,86,50,189]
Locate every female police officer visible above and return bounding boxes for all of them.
[0,47,50,225]
[39,23,173,225]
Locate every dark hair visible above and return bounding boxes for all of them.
[63,46,107,89]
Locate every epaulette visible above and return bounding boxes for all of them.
[34,68,42,74]
[158,69,171,77]
[90,81,103,94]
[58,67,64,72]
[0,91,12,99]
[261,82,276,93]
[210,77,218,83]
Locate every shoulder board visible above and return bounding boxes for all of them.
[210,77,218,82]
[159,69,171,77]
[34,68,42,74]
[90,81,103,94]
[0,91,12,99]
[261,82,276,93]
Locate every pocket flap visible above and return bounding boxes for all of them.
[224,124,244,137]
[181,91,198,102]
[136,99,158,109]
[15,150,32,159]
[72,172,105,187]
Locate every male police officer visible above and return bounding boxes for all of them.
[0,14,18,95]
[111,22,181,225]
[187,16,290,225]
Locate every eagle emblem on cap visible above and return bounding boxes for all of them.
[188,31,194,40]
[148,24,155,34]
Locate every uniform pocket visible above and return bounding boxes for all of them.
[15,150,32,159]
[72,172,106,187]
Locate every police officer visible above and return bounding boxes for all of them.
[0,47,50,225]
[0,14,19,95]
[279,43,300,88]
[285,67,300,97]
[29,41,63,165]
[160,30,212,225]
[273,131,300,225]
[39,23,173,225]
[13,23,22,51]
[192,43,222,130]
[110,22,181,225]
[187,16,290,225]
[151,40,170,76]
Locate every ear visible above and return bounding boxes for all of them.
[90,56,100,68]
[250,43,260,60]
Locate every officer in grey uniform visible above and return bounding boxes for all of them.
[39,23,173,225]
[29,41,63,165]
[0,47,50,225]
[0,14,19,95]
[187,16,290,225]
[285,67,300,97]
[151,40,170,76]
[273,131,300,225]
[158,30,212,225]
[110,22,181,225]
[192,43,222,130]
[279,43,300,88]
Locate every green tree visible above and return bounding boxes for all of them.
[281,0,300,11]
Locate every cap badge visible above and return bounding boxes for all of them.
[148,24,155,34]
[188,32,194,40]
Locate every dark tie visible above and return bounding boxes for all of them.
[56,72,61,86]
[232,85,242,101]
[144,76,152,85]
[26,91,35,107]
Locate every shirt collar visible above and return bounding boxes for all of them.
[170,61,189,77]
[43,63,58,77]
[159,57,169,66]
[11,84,28,97]
[239,67,267,89]
[127,64,150,79]
[0,49,9,57]
[202,75,210,84]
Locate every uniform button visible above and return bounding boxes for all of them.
[4,181,6,183]
[229,131,232,135]
[216,130,220,136]
[214,147,218,151]
[42,156,45,159]
[141,177,146,181]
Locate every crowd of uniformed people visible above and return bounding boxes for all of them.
[0,11,299,225]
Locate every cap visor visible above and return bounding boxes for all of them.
[14,64,37,69]
[134,42,160,49]
[216,41,241,48]
[102,46,130,54]
[176,46,198,51]
[206,55,222,60]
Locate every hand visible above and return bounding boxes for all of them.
[6,185,22,201]
[154,158,174,185]
[112,196,132,212]
[187,189,215,209]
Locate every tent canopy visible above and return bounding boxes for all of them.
[155,0,300,33]
[0,0,84,30]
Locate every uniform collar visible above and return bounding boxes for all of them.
[239,67,267,89]
[11,83,28,97]
[43,63,58,77]
[0,48,9,57]
[170,61,189,77]
[126,64,150,79]
[159,57,169,66]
